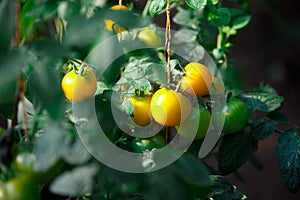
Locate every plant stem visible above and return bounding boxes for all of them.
[142,0,151,17]
[165,0,171,84]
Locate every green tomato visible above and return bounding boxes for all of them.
[132,134,165,153]
[222,98,248,134]
[14,152,64,184]
[177,104,211,140]
[137,28,163,48]
[0,175,40,200]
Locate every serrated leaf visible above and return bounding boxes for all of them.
[185,0,207,10]
[239,92,284,113]
[218,130,258,175]
[50,163,99,196]
[275,129,300,193]
[250,119,275,140]
[145,63,167,85]
[0,0,15,55]
[232,15,251,30]
[34,121,71,171]
[149,0,167,17]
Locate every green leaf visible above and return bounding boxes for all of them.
[145,63,167,85]
[174,155,211,188]
[239,92,284,113]
[266,112,290,125]
[34,121,71,172]
[173,10,193,26]
[275,129,300,193]
[50,163,99,196]
[208,175,247,200]
[232,15,251,30]
[250,119,275,140]
[0,48,31,105]
[218,130,258,175]
[185,0,207,10]
[174,28,198,43]
[0,0,15,55]
[27,64,65,120]
[149,0,167,17]
[209,8,231,26]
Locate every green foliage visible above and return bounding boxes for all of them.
[275,129,300,193]
[218,130,258,175]
[0,0,298,199]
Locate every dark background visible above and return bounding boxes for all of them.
[228,0,300,199]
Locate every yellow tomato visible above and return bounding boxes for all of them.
[129,95,152,126]
[150,88,192,127]
[61,67,97,102]
[105,5,128,33]
[180,62,212,97]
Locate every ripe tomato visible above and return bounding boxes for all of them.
[132,134,165,153]
[137,28,163,47]
[180,62,212,97]
[222,98,248,134]
[177,104,211,140]
[105,5,128,33]
[0,175,40,200]
[14,152,65,184]
[129,95,152,126]
[150,88,192,127]
[61,67,97,102]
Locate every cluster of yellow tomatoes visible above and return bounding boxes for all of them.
[60,4,249,152]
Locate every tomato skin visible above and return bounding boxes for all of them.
[14,152,64,184]
[180,62,212,97]
[61,67,97,102]
[137,28,163,47]
[132,134,165,153]
[105,5,128,33]
[177,104,211,140]
[129,95,152,126]
[150,88,192,127]
[0,175,40,200]
[222,98,248,134]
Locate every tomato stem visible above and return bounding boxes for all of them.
[15,1,22,47]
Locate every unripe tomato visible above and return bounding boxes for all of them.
[150,88,192,127]
[61,67,97,102]
[129,95,152,126]
[132,134,165,153]
[137,28,163,47]
[14,152,65,184]
[0,175,40,200]
[222,98,248,134]
[105,5,128,33]
[180,62,212,97]
[177,104,211,140]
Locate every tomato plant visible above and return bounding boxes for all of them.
[129,95,152,126]
[150,88,192,127]
[137,28,163,47]
[177,104,211,140]
[0,175,40,200]
[132,134,165,153]
[61,67,97,102]
[0,0,299,199]
[180,62,213,97]
[221,97,248,134]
